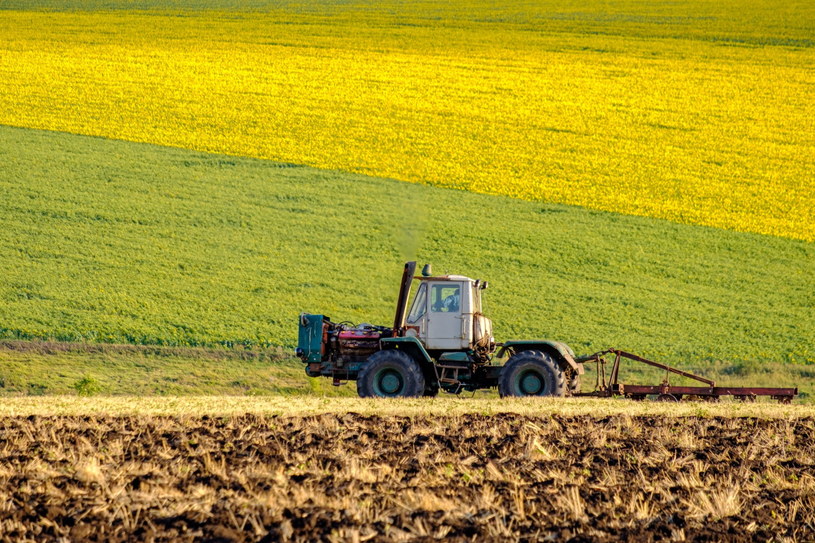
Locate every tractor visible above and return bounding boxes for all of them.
[296,261,583,398]
[296,262,798,402]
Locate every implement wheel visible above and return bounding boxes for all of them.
[357,350,425,398]
[499,350,565,398]
[656,394,678,402]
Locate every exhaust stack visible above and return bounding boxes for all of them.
[392,261,417,336]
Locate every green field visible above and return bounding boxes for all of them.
[1,340,811,399]
[1,125,812,377]
[0,341,322,397]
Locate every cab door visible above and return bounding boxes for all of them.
[405,282,429,343]
[426,282,467,350]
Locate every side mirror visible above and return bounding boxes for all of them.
[481,281,489,290]
[421,264,433,277]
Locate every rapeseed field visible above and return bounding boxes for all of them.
[0,1,812,241]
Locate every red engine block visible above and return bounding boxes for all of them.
[337,329,382,361]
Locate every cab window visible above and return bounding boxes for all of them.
[407,283,427,323]
[431,284,461,313]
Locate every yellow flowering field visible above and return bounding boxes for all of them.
[0,2,812,240]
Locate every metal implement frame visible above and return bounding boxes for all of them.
[576,349,797,403]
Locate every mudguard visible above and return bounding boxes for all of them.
[497,340,583,374]
[380,336,433,365]
[379,336,438,384]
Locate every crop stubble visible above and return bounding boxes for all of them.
[0,413,813,542]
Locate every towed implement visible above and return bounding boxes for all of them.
[576,349,796,403]
[296,262,797,402]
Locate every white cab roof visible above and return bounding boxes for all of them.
[416,275,473,282]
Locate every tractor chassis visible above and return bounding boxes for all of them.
[309,360,502,393]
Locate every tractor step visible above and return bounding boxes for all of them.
[436,364,469,385]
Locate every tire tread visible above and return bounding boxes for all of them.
[357,349,425,398]
[498,350,565,398]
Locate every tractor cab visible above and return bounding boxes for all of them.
[402,267,494,355]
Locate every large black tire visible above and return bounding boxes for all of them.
[498,350,565,398]
[357,350,426,398]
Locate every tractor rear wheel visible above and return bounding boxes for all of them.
[357,350,425,398]
[499,350,565,398]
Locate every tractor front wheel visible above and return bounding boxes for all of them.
[498,350,565,398]
[357,350,426,398]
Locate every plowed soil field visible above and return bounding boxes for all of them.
[1,414,813,542]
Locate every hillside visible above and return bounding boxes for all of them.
[1,126,812,372]
[0,1,813,240]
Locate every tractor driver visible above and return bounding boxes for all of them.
[431,284,461,312]
[442,286,460,312]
